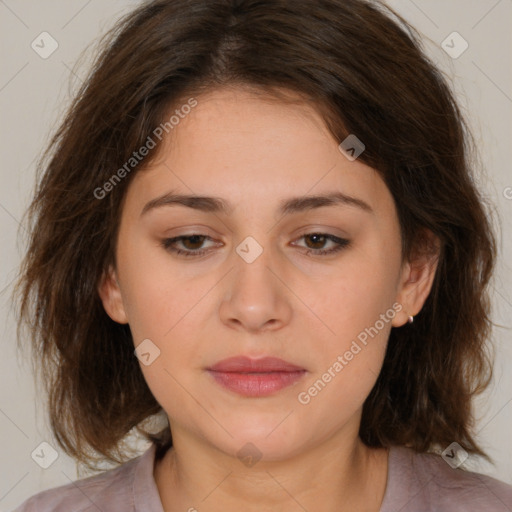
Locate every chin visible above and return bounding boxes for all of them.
[209,416,310,463]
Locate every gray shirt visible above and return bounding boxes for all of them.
[12,443,512,511]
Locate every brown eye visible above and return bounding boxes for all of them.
[304,233,329,249]
[161,232,350,258]
[162,235,215,257]
[178,235,207,250]
[293,233,350,256]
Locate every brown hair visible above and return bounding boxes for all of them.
[14,0,497,469]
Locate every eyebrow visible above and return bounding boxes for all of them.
[140,190,373,217]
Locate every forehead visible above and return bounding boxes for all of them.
[168,87,338,174]
[124,87,392,219]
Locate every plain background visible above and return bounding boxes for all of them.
[0,0,511,510]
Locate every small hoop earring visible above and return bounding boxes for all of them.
[407,315,414,324]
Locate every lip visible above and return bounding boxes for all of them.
[206,356,306,397]
[208,356,305,373]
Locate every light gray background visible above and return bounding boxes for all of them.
[0,0,511,510]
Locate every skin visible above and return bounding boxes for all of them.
[99,85,439,512]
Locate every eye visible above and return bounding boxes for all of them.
[292,233,350,256]
[161,233,350,258]
[161,234,217,257]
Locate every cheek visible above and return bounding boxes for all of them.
[116,236,187,340]
[309,284,393,389]
[300,243,400,397]
[307,247,400,344]
[297,286,395,428]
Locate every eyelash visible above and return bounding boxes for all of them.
[161,233,350,258]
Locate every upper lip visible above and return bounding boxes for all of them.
[207,356,305,373]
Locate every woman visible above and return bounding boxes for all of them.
[13,0,512,510]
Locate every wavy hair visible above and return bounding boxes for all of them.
[14,0,497,468]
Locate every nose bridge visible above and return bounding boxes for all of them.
[219,234,292,332]
[233,234,280,302]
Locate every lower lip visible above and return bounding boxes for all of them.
[207,370,306,397]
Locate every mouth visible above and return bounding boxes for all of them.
[206,356,307,397]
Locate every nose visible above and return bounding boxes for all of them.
[219,244,293,333]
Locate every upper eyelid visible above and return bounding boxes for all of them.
[169,232,342,241]
[167,232,347,249]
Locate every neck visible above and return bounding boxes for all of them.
[154,427,389,512]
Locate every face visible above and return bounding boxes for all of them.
[99,86,434,462]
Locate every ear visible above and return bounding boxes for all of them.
[97,265,129,324]
[392,229,441,327]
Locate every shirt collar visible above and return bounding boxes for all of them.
[133,443,165,512]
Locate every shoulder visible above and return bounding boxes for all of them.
[12,445,158,512]
[381,445,512,512]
